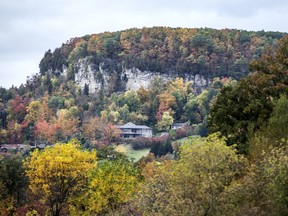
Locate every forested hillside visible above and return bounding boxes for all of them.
[39,27,285,81]
[0,27,286,143]
[0,27,284,146]
[0,28,288,215]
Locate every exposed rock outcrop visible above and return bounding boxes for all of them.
[74,58,208,94]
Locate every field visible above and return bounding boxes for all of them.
[115,144,151,162]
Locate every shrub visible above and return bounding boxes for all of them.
[175,128,187,139]
[131,137,152,150]
[150,135,173,157]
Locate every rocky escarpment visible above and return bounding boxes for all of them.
[39,27,286,95]
[74,58,208,94]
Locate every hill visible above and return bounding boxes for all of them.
[0,27,287,146]
[1,28,288,215]
[36,27,286,94]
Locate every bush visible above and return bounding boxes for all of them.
[131,135,174,157]
[175,128,187,139]
[131,137,152,150]
[150,135,173,157]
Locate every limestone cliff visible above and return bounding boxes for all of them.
[74,58,208,94]
[39,27,286,94]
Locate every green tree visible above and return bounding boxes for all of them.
[259,148,288,215]
[48,95,65,110]
[265,94,288,144]
[83,83,89,96]
[183,93,202,124]
[208,78,273,154]
[124,90,141,112]
[173,134,246,215]
[209,36,288,154]
[156,111,174,131]
[218,147,288,216]
[0,155,28,207]
[127,134,246,215]
[25,100,44,123]
[249,94,288,158]
[249,36,288,97]
[39,49,53,75]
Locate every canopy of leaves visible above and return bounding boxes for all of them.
[123,133,246,215]
[24,139,97,216]
[208,36,288,154]
[0,155,28,208]
[71,159,140,215]
[39,27,286,81]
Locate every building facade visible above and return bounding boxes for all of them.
[116,122,153,139]
[171,122,188,130]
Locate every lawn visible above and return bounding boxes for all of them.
[115,144,150,162]
[115,136,200,162]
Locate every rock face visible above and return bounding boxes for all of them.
[74,58,208,94]
[74,59,101,93]
[123,68,171,90]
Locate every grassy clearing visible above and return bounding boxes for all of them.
[115,144,150,162]
[115,136,200,162]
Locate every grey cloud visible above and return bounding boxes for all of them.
[128,0,288,17]
[0,0,288,88]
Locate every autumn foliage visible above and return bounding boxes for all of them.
[24,139,97,216]
[0,28,287,215]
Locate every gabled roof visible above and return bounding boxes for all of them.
[171,122,188,127]
[116,122,152,130]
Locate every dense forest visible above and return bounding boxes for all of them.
[0,27,288,215]
[0,27,286,145]
[39,27,286,80]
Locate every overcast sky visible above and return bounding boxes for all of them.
[0,0,288,88]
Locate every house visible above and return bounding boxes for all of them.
[171,122,188,130]
[116,122,153,139]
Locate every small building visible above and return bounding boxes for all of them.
[116,122,153,139]
[171,122,188,130]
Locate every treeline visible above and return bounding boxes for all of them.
[0,76,227,145]
[0,33,288,216]
[39,27,286,82]
[2,33,241,145]
[208,36,288,155]
[0,133,287,215]
[0,28,287,148]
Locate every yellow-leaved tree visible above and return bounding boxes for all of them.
[24,139,97,216]
[173,133,247,215]
[125,133,247,215]
[71,159,140,215]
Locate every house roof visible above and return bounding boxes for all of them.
[119,132,142,135]
[171,123,188,127]
[116,122,152,130]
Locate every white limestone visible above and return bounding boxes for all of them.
[73,57,208,94]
